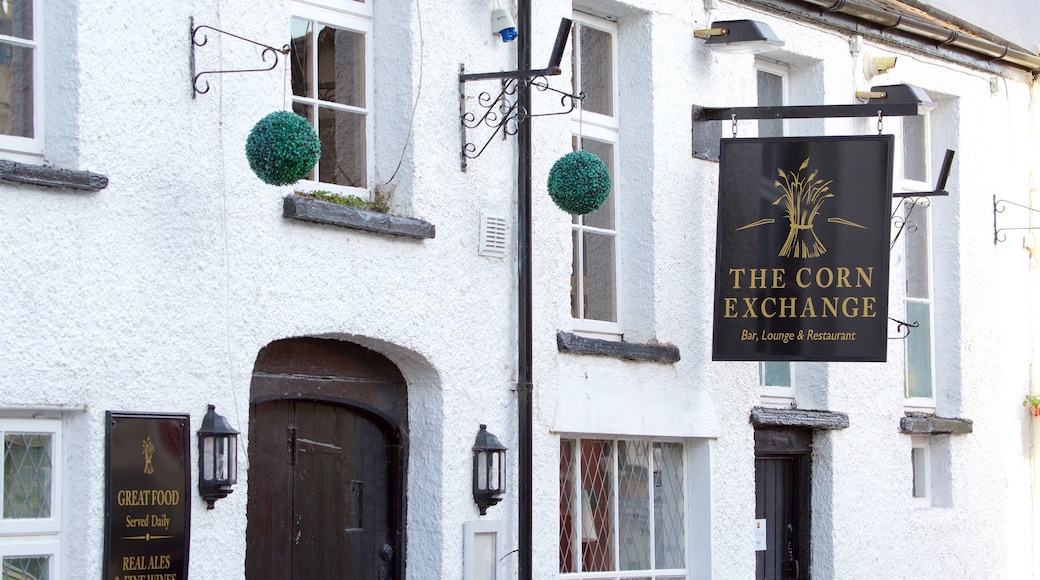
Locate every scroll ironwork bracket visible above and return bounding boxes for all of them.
[888,317,919,340]
[890,150,954,249]
[190,17,291,98]
[993,195,1040,245]
[457,18,579,171]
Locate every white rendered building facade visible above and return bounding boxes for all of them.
[0,0,1037,579]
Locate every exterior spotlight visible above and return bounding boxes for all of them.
[865,52,898,78]
[472,424,507,515]
[492,8,517,43]
[197,404,239,509]
[695,20,784,54]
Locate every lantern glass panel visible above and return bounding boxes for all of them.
[477,452,488,490]
[202,436,214,481]
[228,436,238,482]
[216,437,227,481]
[489,452,499,490]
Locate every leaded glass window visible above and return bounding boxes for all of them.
[560,437,686,579]
[0,418,60,580]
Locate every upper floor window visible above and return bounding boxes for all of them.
[0,417,62,580]
[0,0,42,158]
[570,12,620,338]
[290,0,373,197]
[755,59,787,138]
[900,113,935,409]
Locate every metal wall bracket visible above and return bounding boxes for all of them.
[458,18,580,171]
[993,196,1040,245]
[190,17,290,98]
[692,84,935,161]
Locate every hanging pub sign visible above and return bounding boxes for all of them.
[103,412,191,580]
[712,135,894,362]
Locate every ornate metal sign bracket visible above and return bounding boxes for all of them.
[993,196,1040,245]
[190,17,290,98]
[692,84,936,162]
[458,18,581,171]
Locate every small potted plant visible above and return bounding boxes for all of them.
[1023,395,1040,417]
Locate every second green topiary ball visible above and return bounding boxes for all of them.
[245,111,321,186]
[547,150,612,215]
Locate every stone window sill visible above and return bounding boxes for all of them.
[0,160,108,191]
[899,413,973,435]
[556,332,680,364]
[750,407,850,430]
[283,196,435,240]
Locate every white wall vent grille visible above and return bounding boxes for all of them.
[479,212,509,258]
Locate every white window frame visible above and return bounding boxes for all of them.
[570,12,621,339]
[0,417,62,580]
[558,435,689,580]
[899,112,936,411]
[754,60,796,405]
[760,362,795,405]
[910,436,931,506]
[754,59,788,138]
[0,0,44,161]
[290,0,374,198]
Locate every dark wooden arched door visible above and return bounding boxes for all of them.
[246,338,407,580]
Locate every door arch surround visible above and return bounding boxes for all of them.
[245,336,408,580]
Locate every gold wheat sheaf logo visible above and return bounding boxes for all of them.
[736,157,866,258]
[142,437,155,475]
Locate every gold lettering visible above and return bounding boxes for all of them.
[836,267,851,288]
[772,268,786,289]
[799,297,816,318]
[724,298,738,318]
[861,296,876,317]
[821,297,838,318]
[742,298,758,317]
[761,297,776,318]
[778,297,796,318]
[815,267,834,288]
[729,268,746,289]
[856,267,873,288]
[749,268,767,289]
[796,267,812,288]
[841,297,860,317]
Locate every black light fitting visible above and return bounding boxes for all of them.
[472,424,508,516]
[197,404,239,509]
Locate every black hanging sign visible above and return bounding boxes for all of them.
[712,136,893,362]
[103,412,191,580]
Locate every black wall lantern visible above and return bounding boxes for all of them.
[197,404,239,509]
[472,424,507,515]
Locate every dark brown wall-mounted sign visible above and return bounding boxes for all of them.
[712,136,893,361]
[104,412,191,580]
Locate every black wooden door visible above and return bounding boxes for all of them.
[247,399,397,580]
[755,428,811,580]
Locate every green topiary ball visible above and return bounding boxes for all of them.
[547,150,612,215]
[245,111,321,186]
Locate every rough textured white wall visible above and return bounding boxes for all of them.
[0,0,1036,579]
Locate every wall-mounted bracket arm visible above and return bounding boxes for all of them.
[993,195,1040,245]
[692,84,935,161]
[190,17,291,98]
[459,18,579,171]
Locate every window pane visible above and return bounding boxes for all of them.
[577,25,612,117]
[317,106,367,187]
[4,433,52,519]
[0,42,33,138]
[583,232,616,322]
[559,439,577,574]
[0,0,33,41]
[762,362,791,387]
[570,231,581,319]
[580,440,614,572]
[653,443,685,570]
[579,139,615,230]
[905,207,930,299]
[2,556,48,580]
[756,69,783,138]
[316,25,365,108]
[618,441,650,571]
[906,301,933,399]
[911,446,927,498]
[903,115,927,182]
[290,18,312,98]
